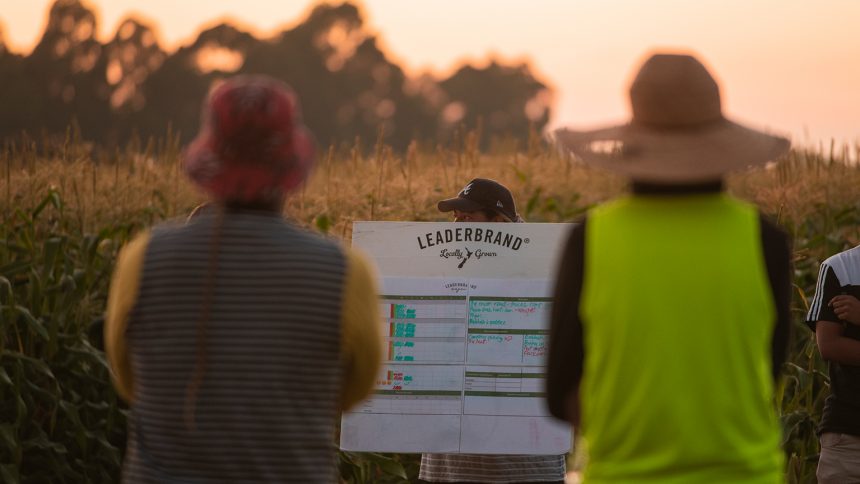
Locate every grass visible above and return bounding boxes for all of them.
[2,129,860,483]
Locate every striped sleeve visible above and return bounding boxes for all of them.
[104,231,151,402]
[806,262,842,330]
[339,248,383,410]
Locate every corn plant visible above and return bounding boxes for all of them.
[2,134,860,483]
[1,189,137,483]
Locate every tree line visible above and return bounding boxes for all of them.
[0,0,554,150]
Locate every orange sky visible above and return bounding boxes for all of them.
[3,0,860,148]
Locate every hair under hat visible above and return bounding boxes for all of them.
[183,75,315,203]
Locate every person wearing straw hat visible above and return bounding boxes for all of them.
[546,53,792,482]
[104,75,382,483]
[418,178,566,484]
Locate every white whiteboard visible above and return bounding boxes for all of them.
[340,222,573,455]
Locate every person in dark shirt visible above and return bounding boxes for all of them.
[437,178,524,223]
[421,178,567,484]
[806,246,860,483]
[547,52,791,482]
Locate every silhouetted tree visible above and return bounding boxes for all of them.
[0,26,28,136]
[133,23,257,143]
[105,19,166,111]
[24,0,111,137]
[439,60,552,143]
[0,0,554,151]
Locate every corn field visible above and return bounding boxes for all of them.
[2,127,859,483]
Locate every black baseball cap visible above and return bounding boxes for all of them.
[437,178,519,222]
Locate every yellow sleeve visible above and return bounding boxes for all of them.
[339,248,383,411]
[104,231,151,402]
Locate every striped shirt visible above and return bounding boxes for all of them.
[419,453,566,483]
[105,209,381,483]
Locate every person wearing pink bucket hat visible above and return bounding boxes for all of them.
[105,75,382,482]
[546,53,792,483]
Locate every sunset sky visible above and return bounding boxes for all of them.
[3,0,860,148]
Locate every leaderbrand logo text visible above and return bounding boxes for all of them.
[416,228,525,251]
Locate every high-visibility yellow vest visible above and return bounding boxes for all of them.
[580,194,784,484]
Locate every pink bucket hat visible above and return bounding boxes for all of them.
[183,75,315,202]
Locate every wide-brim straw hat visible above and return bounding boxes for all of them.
[183,75,315,202]
[555,53,790,183]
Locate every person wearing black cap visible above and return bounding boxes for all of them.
[420,179,566,484]
[437,178,523,223]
